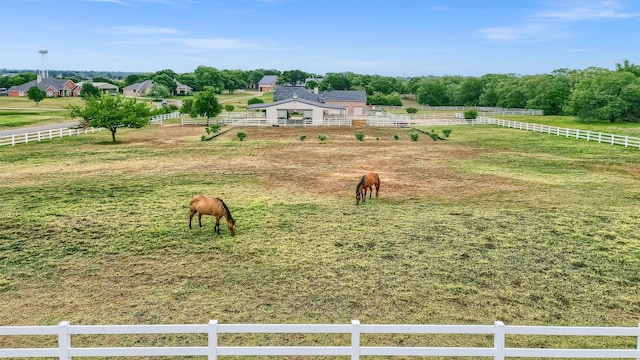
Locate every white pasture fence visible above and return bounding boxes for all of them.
[476,116,640,149]
[149,111,181,125]
[0,127,103,146]
[1,320,639,359]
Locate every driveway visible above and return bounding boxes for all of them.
[0,121,79,137]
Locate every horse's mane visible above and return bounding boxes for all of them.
[356,175,365,193]
[216,198,234,223]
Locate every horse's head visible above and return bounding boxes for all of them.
[355,188,363,205]
[227,219,236,236]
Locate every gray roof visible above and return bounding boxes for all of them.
[259,75,278,85]
[8,78,76,92]
[247,97,345,110]
[273,86,318,102]
[123,79,153,91]
[321,90,367,102]
[273,86,367,103]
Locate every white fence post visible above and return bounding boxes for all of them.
[57,321,70,360]
[351,320,360,360]
[494,321,505,360]
[208,320,218,360]
[637,323,639,360]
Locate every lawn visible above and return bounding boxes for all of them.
[0,121,639,351]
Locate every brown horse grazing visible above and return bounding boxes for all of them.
[189,195,236,236]
[355,172,380,205]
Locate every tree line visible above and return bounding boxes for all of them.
[3,60,639,122]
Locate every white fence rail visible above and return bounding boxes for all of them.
[149,111,181,125]
[1,321,639,359]
[476,116,640,149]
[0,127,103,147]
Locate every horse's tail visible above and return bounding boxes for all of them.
[217,198,234,223]
[375,173,380,187]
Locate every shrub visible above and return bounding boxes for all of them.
[394,134,400,140]
[428,132,439,141]
[409,132,419,141]
[463,110,478,119]
[442,129,452,138]
[247,97,264,105]
[205,123,222,135]
[318,134,327,141]
[236,132,247,141]
[300,135,307,141]
[355,132,365,141]
[406,107,418,114]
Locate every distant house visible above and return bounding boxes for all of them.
[76,81,119,95]
[123,80,154,97]
[273,86,367,116]
[124,79,192,96]
[7,76,80,97]
[175,81,193,95]
[258,75,278,92]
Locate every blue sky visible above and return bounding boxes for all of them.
[1,0,638,76]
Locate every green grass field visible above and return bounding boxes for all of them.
[0,121,638,352]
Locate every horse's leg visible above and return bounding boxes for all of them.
[189,210,196,229]
[215,216,221,235]
[375,183,379,198]
[198,213,203,228]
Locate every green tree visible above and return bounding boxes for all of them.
[224,104,235,115]
[417,79,448,105]
[568,67,638,122]
[180,98,194,115]
[80,82,101,98]
[152,73,178,94]
[68,94,150,143]
[27,86,46,106]
[191,86,222,124]
[147,83,171,99]
[455,77,484,106]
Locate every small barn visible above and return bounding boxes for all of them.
[258,75,278,92]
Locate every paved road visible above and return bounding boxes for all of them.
[0,121,79,137]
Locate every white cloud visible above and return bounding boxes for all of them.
[102,26,183,35]
[178,38,257,50]
[539,0,638,21]
[477,24,571,41]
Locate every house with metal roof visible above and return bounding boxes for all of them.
[273,86,367,117]
[7,76,80,97]
[247,94,347,126]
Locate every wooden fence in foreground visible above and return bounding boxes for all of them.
[1,321,639,359]
[476,116,640,149]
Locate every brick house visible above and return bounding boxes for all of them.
[7,76,80,97]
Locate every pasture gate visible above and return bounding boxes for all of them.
[1,320,639,359]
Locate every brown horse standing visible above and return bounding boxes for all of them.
[189,195,236,236]
[355,172,380,205]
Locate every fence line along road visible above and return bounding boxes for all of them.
[476,116,640,149]
[0,112,179,146]
[0,127,103,146]
[1,320,639,359]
